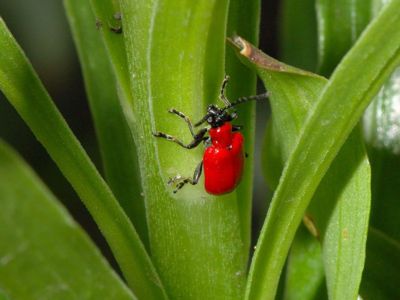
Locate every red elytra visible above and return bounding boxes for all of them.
[203,122,244,195]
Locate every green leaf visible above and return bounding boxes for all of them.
[308,130,370,300]
[360,1,400,298]
[279,0,318,71]
[363,33,400,243]
[89,0,132,110]
[360,228,400,300]
[0,140,135,300]
[119,0,247,298]
[269,3,323,294]
[233,0,400,298]
[316,0,372,75]
[0,288,10,300]
[283,225,326,300]
[64,0,148,247]
[225,0,261,260]
[231,36,370,300]
[0,18,166,299]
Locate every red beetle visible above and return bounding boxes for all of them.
[153,76,267,194]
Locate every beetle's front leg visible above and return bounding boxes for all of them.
[168,108,196,137]
[153,128,208,149]
[168,161,203,193]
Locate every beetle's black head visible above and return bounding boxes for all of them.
[204,104,237,128]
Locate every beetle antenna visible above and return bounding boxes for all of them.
[219,75,231,107]
[222,92,268,111]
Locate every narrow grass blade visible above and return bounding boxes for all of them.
[316,0,372,75]
[64,0,148,247]
[225,0,261,260]
[119,0,247,298]
[0,19,166,299]
[233,0,400,298]
[0,140,135,300]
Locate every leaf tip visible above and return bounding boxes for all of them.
[228,35,326,81]
[228,35,252,57]
[228,35,287,72]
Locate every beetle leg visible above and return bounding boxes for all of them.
[153,128,208,149]
[167,174,183,185]
[168,108,196,137]
[171,161,203,193]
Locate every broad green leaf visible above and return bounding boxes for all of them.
[119,0,246,298]
[225,0,261,259]
[280,0,318,71]
[283,226,326,300]
[235,0,400,298]
[316,0,372,75]
[0,18,166,299]
[360,228,400,300]
[308,130,370,300]
[0,140,135,300]
[64,0,148,247]
[231,36,370,300]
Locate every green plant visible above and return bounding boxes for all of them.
[0,0,399,299]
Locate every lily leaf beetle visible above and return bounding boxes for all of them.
[153,76,268,195]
